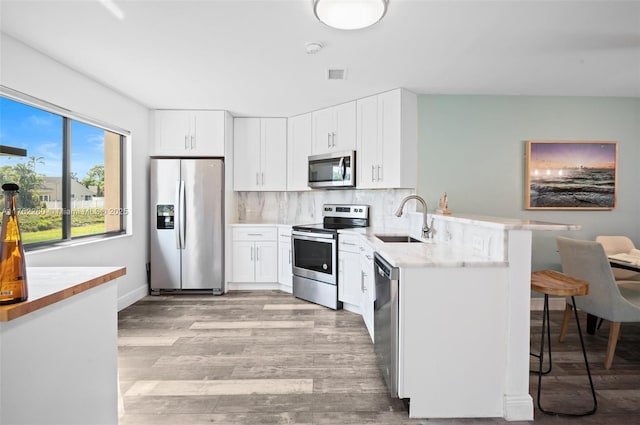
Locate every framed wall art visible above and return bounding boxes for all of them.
[525,140,618,210]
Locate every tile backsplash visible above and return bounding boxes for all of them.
[235,189,416,229]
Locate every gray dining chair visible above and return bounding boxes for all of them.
[595,235,640,282]
[557,236,640,369]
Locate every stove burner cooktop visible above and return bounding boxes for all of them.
[293,204,369,233]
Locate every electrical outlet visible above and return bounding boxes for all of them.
[472,236,484,252]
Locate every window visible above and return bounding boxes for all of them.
[0,91,126,248]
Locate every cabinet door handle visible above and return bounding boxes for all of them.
[250,246,254,261]
[256,246,260,261]
[288,249,292,265]
[332,132,336,147]
[361,270,365,292]
[342,241,356,246]
[190,135,195,150]
[377,165,382,181]
[261,172,265,185]
[184,135,189,150]
[327,133,331,148]
[247,233,263,236]
[371,165,375,182]
[256,173,259,185]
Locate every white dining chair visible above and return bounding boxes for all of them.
[595,235,640,282]
[557,236,640,369]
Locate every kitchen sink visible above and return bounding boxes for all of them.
[375,234,422,243]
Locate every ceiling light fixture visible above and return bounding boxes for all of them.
[313,0,388,31]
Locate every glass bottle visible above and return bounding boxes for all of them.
[0,183,28,305]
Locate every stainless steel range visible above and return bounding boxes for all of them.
[292,204,369,310]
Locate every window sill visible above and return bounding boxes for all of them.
[25,232,130,255]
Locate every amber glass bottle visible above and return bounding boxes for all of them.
[0,183,28,305]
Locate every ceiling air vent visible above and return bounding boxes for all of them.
[327,69,346,80]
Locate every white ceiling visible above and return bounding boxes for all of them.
[1,0,639,117]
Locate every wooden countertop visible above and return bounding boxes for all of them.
[0,266,126,322]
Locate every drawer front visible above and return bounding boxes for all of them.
[233,226,277,241]
[278,225,292,241]
[339,234,361,253]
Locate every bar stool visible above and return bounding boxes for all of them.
[530,270,597,416]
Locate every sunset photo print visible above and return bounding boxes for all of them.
[525,140,618,210]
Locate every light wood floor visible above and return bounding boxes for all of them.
[118,291,640,424]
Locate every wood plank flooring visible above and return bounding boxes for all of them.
[118,291,640,424]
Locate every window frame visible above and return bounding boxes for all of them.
[0,85,129,250]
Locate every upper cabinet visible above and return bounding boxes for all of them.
[151,110,226,157]
[356,89,417,189]
[311,101,356,155]
[233,117,287,191]
[287,113,312,191]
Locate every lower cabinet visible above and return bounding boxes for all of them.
[231,227,278,283]
[360,243,375,341]
[338,234,364,309]
[339,232,375,341]
[277,225,293,292]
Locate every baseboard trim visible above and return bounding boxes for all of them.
[118,284,148,312]
[342,301,362,315]
[503,394,534,421]
[530,297,565,311]
[227,282,281,291]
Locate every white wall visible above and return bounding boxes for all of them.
[1,34,150,310]
[417,95,640,271]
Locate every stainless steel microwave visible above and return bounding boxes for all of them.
[308,150,355,189]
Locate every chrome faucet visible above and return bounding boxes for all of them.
[395,195,432,238]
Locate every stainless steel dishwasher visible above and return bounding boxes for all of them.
[373,252,400,398]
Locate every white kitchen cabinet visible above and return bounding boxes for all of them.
[312,101,356,155]
[356,89,417,189]
[231,227,278,283]
[338,233,363,309]
[233,117,287,191]
[277,225,293,292]
[287,113,312,191]
[151,110,226,156]
[360,241,375,341]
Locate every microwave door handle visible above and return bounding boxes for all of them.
[339,157,345,180]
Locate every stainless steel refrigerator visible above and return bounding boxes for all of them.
[150,158,224,294]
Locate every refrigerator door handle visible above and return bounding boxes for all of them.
[179,180,186,249]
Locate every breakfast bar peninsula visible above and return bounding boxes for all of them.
[0,266,126,425]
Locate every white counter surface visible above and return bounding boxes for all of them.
[340,227,507,268]
[230,221,297,226]
[0,266,126,322]
[429,212,581,231]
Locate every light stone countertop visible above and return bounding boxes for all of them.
[230,213,579,269]
[340,213,579,268]
[427,212,581,231]
[340,227,507,269]
[230,221,297,226]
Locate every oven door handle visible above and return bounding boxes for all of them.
[292,230,336,240]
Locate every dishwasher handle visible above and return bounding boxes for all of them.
[374,252,399,280]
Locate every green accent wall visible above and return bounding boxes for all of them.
[417,95,640,271]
